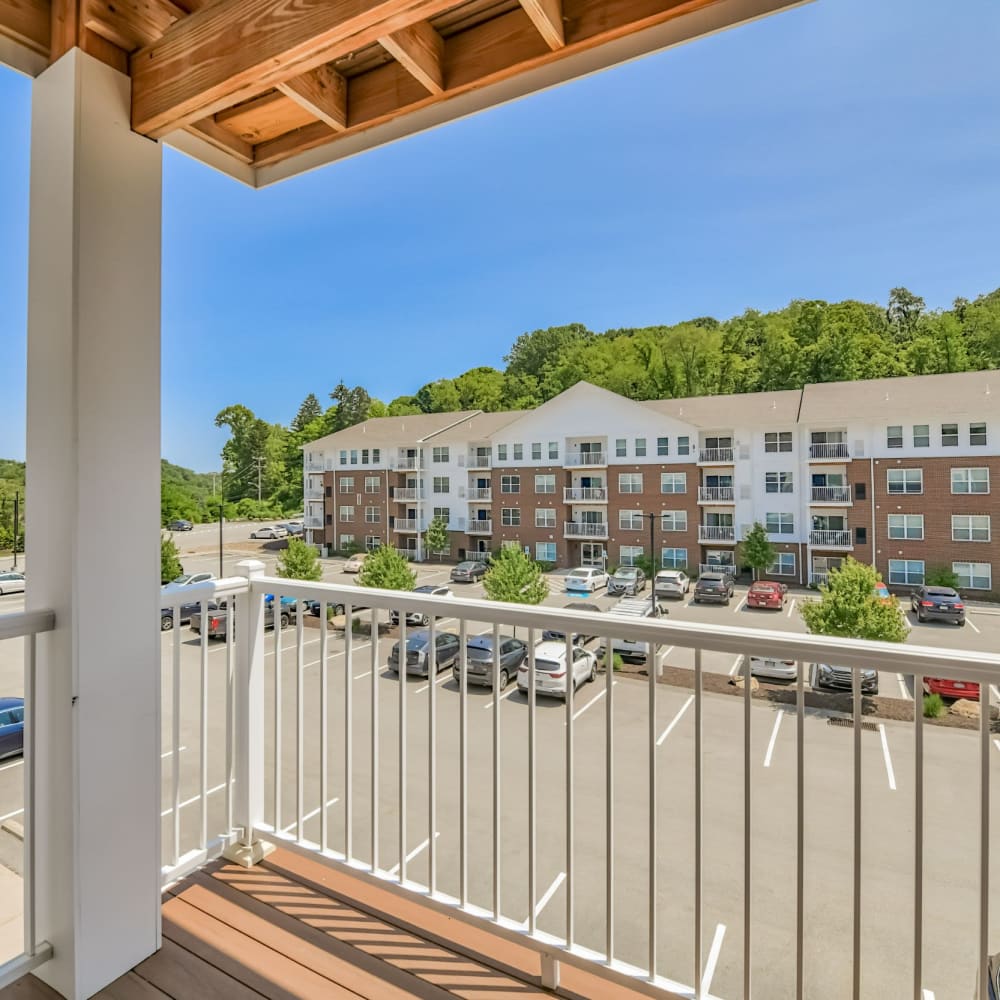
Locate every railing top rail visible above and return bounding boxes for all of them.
[0,609,56,642]
[160,576,250,608]
[249,574,1000,681]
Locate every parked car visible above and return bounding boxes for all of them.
[161,571,216,596]
[923,676,979,701]
[161,597,219,631]
[250,525,288,540]
[451,560,488,583]
[564,566,608,593]
[542,602,604,645]
[279,522,304,537]
[454,633,527,690]
[609,597,665,660]
[0,572,26,596]
[166,519,193,531]
[693,573,734,605]
[189,598,290,639]
[389,584,453,626]
[654,570,689,599]
[0,697,24,760]
[517,641,597,699]
[746,580,787,610]
[746,655,797,680]
[388,630,460,676]
[305,598,348,617]
[813,662,879,695]
[343,552,368,573]
[608,566,646,597]
[910,585,965,625]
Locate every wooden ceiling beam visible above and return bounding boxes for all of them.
[378,20,443,94]
[130,0,461,139]
[517,0,563,49]
[0,0,50,57]
[277,65,348,131]
[84,0,187,51]
[186,118,254,163]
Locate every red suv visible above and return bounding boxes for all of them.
[746,580,787,609]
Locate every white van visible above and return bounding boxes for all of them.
[609,596,666,660]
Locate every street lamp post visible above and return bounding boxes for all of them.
[647,511,657,611]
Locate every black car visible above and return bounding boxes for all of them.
[454,634,527,690]
[190,598,290,639]
[388,630,461,676]
[161,597,219,631]
[910,585,965,625]
[607,566,646,597]
[0,698,24,760]
[166,519,193,531]
[451,560,488,583]
[693,573,735,604]
[542,602,604,645]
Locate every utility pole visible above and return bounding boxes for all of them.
[12,492,19,570]
[256,457,264,502]
[219,464,224,578]
[647,511,656,612]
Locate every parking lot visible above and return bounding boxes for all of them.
[2,545,1000,997]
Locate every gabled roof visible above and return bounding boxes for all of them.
[306,411,480,450]
[644,389,802,428]
[424,410,527,444]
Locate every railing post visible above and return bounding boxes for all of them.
[224,559,275,867]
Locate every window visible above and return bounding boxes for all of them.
[325,485,332,497]
[433,506,450,523]
[432,446,449,463]
[952,515,991,542]
[953,561,992,590]
[535,508,556,528]
[661,510,687,532]
[533,474,555,494]
[764,431,793,453]
[365,476,379,493]
[497,444,507,461]
[677,436,690,456]
[339,533,354,547]
[661,472,687,494]
[548,442,558,460]
[970,422,988,446]
[619,510,645,530]
[619,473,643,494]
[913,425,929,448]
[615,439,627,458]
[855,527,867,545]
[364,507,380,523]
[531,442,542,461]
[501,475,520,494]
[952,467,990,494]
[888,559,924,585]
[619,546,643,567]
[339,477,354,493]
[361,449,369,464]
[432,476,450,494]
[765,472,794,494]
[855,482,866,500]
[887,425,903,449]
[339,506,354,522]
[373,449,380,464]
[661,547,687,569]
[888,514,924,540]
[350,450,358,465]
[325,513,333,525]
[365,536,381,552]
[941,423,959,447]
[501,508,520,526]
[339,450,347,465]
[765,513,794,535]
[887,469,923,494]
[635,438,646,457]
[767,552,796,576]
[657,437,669,456]
[536,542,556,562]
[513,444,523,461]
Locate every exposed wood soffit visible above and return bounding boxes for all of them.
[517,0,563,49]
[0,0,50,56]
[378,19,443,94]
[186,118,254,163]
[277,64,349,131]
[84,0,187,51]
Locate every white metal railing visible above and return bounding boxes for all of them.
[809,442,850,460]
[809,529,852,547]
[394,457,420,471]
[564,521,609,538]
[395,547,417,560]
[394,488,424,501]
[698,447,734,463]
[811,486,851,503]
[304,462,324,473]
[464,550,491,562]
[698,486,734,502]
[467,520,493,534]
[468,488,492,501]
[564,452,606,467]
[698,524,736,542]
[304,515,323,528]
[304,487,324,501]
[564,487,608,502]
[393,518,425,533]
[0,610,56,990]
[468,454,492,469]
[699,563,736,578]
[810,572,830,587]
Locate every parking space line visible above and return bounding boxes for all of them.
[966,616,981,634]
[728,655,743,677]
[733,596,747,614]
[786,598,795,618]
[991,685,1000,703]
[0,758,23,773]
[280,796,340,835]
[922,990,935,1000]
[993,739,1000,754]
[0,807,23,823]
[354,670,371,680]
[388,831,440,876]
[519,872,566,928]
[763,711,784,768]
[415,673,452,695]
[566,683,617,724]
[896,674,912,700]
[484,687,518,709]
[160,745,188,759]
[657,696,694,746]
[160,780,228,818]
[879,724,897,791]
[701,923,726,996]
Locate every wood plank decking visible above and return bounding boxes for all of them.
[2,848,656,999]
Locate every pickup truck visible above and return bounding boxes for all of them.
[189,596,294,640]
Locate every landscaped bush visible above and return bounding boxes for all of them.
[923,693,945,718]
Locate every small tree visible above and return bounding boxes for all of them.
[276,537,323,582]
[357,545,417,591]
[740,522,775,581]
[483,546,549,607]
[925,565,960,589]
[161,534,183,584]
[801,557,908,644]
[424,516,450,562]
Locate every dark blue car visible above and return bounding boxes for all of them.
[0,697,24,760]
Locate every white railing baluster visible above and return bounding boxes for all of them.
[648,641,657,980]
[528,628,537,935]
[172,611,182,866]
[199,600,208,851]
[694,647,703,997]
[371,607,379,873]
[296,600,304,844]
[399,614,407,883]
[493,621,501,921]
[23,634,36,959]
[459,618,468,908]
[744,648,751,998]
[606,634,614,963]
[852,665,862,1000]
[320,601,329,854]
[979,682,991,999]
[226,609,234,838]
[344,603,353,862]
[274,595,283,834]
[796,660,805,1000]
[913,670,923,1000]
[428,614,437,896]
[566,632,575,950]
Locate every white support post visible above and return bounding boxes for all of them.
[224,560,274,867]
[24,50,163,999]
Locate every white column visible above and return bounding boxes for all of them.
[25,50,163,999]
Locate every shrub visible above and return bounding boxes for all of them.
[611,652,624,671]
[923,693,945,719]
[925,565,960,589]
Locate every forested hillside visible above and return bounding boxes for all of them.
[0,460,24,552]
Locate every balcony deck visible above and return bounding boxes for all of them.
[4,848,653,1000]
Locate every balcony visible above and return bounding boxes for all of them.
[466,519,493,534]
[467,453,492,470]
[303,487,324,501]
[468,487,492,501]
[810,485,851,504]
[698,524,736,543]
[304,515,323,528]
[304,461,324,473]
[699,562,736,577]
[563,486,608,502]
[393,456,421,471]
[563,452,606,468]
[810,571,831,587]
[393,518,425,533]
[809,529,852,548]
[697,447,734,464]
[393,487,424,501]
[564,521,609,539]
[809,441,850,461]
[698,486,735,503]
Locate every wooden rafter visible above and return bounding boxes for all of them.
[378,20,443,94]
[517,0,563,49]
[186,118,254,163]
[0,0,50,56]
[277,65,349,131]
[84,0,187,51]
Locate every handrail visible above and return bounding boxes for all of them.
[0,610,55,642]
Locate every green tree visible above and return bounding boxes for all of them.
[801,558,908,643]
[276,537,323,582]
[424,516,450,561]
[886,287,925,340]
[924,565,960,588]
[290,393,323,432]
[739,522,775,580]
[161,534,183,584]
[357,545,417,591]
[215,404,271,501]
[387,395,423,416]
[330,382,372,430]
[483,546,549,606]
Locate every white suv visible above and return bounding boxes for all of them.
[564,567,608,593]
[517,641,597,698]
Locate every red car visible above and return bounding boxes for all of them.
[924,677,980,701]
[746,580,787,609]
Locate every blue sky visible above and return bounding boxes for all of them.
[1,0,998,471]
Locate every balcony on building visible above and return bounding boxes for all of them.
[564,521,610,539]
[698,485,735,503]
[467,487,492,502]
[564,485,608,502]
[809,529,852,548]
[563,439,607,468]
[393,454,421,471]
[304,460,325,473]
[808,432,850,461]
[697,435,734,464]
[393,487,424,501]
[393,517,425,533]
[467,449,492,470]
[467,519,493,534]
[698,524,736,543]
[810,482,851,504]
[304,514,324,529]
[303,486,324,501]
[700,561,736,577]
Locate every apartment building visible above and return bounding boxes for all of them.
[303,372,999,593]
